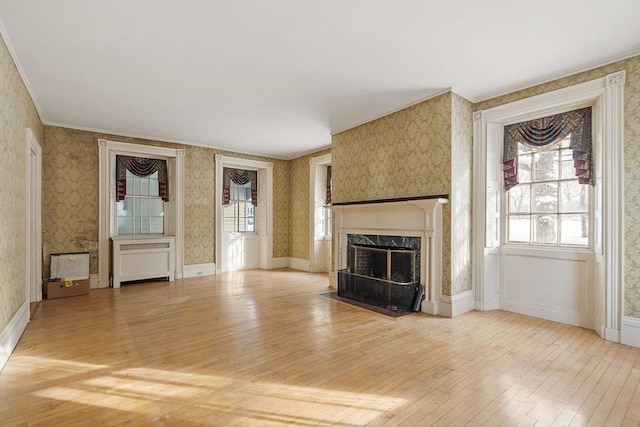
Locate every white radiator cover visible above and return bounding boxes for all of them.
[111,236,175,288]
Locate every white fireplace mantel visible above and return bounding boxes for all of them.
[330,197,448,316]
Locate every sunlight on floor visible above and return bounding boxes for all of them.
[30,364,406,425]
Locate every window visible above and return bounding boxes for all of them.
[117,170,165,235]
[506,135,589,247]
[223,181,255,233]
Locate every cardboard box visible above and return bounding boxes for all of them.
[46,278,90,299]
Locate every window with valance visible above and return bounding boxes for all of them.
[223,168,257,207]
[503,107,593,191]
[116,155,169,202]
[504,107,592,247]
[115,155,168,236]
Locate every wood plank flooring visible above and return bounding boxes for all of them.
[1,269,638,426]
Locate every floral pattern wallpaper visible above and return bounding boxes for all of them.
[475,55,640,319]
[332,92,456,295]
[42,127,290,275]
[0,33,43,331]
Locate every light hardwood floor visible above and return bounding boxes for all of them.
[1,269,638,426]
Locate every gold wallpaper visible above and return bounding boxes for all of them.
[475,55,640,319]
[450,93,474,295]
[288,149,331,260]
[42,127,290,275]
[0,33,43,331]
[332,93,455,295]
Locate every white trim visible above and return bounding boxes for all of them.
[309,153,332,273]
[26,128,42,303]
[621,317,640,348]
[267,257,289,269]
[183,263,217,278]
[288,258,311,272]
[472,72,625,343]
[98,139,184,288]
[215,155,273,273]
[0,302,29,372]
[439,291,475,318]
[89,273,99,289]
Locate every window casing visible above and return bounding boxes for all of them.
[116,170,165,236]
[223,181,255,233]
[506,135,590,247]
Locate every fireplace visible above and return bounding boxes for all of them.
[330,196,448,315]
[338,242,421,312]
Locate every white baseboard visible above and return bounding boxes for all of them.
[421,300,437,316]
[440,290,475,318]
[288,258,310,272]
[604,327,621,343]
[0,302,29,372]
[183,263,217,278]
[265,257,289,269]
[90,273,99,289]
[621,317,640,348]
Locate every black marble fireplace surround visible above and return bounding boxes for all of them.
[338,234,422,313]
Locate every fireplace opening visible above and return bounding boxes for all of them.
[338,243,422,313]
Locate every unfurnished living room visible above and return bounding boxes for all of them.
[1,1,639,425]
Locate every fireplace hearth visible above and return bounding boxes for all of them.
[338,242,422,313]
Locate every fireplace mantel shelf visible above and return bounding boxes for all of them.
[330,194,449,207]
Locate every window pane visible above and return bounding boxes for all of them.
[140,198,149,215]
[533,214,557,244]
[560,181,588,213]
[149,217,164,234]
[140,178,149,196]
[560,135,571,148]
[134,198,141,217]
[508,215,530,243]
[533,151,559,181]
[117,217,133,235]
[140,217,150,234]
[117,199,132,217]
[518,154,532,183]
[149,178,159,196]
[560,149,575,180]
[560,214,588,246]
[148,199,164,216]
[508,185,530,213]
[532,182,557,213]
[133,176,141,195]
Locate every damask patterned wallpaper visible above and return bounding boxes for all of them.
[0,33,43,331]
[42,126,290,274]
[288,148,331,260]
[332,92,456,295]
[474,55,640,319]
[450,93,474,295]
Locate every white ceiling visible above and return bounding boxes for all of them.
[1,1,639,159]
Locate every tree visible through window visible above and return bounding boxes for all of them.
[506,135,589,247]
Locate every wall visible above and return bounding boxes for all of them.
[450,93,474,295]
[0,33,43,331]
[42,126,290,276]
[474,55,640,319]
[288,148,331,260]
[332,92,459,295]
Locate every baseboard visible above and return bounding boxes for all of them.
[621,316,640,348]
[265,257,289,269]
[604,327,621,343]
[90,273,99,289]
[0,302,29,372]
[288,258,310,272]
[440,290,475,318]
[183,263,217,278]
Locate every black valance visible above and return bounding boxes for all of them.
[116,155,169,202]
[503,107,592,191]
[223,167,258,207]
